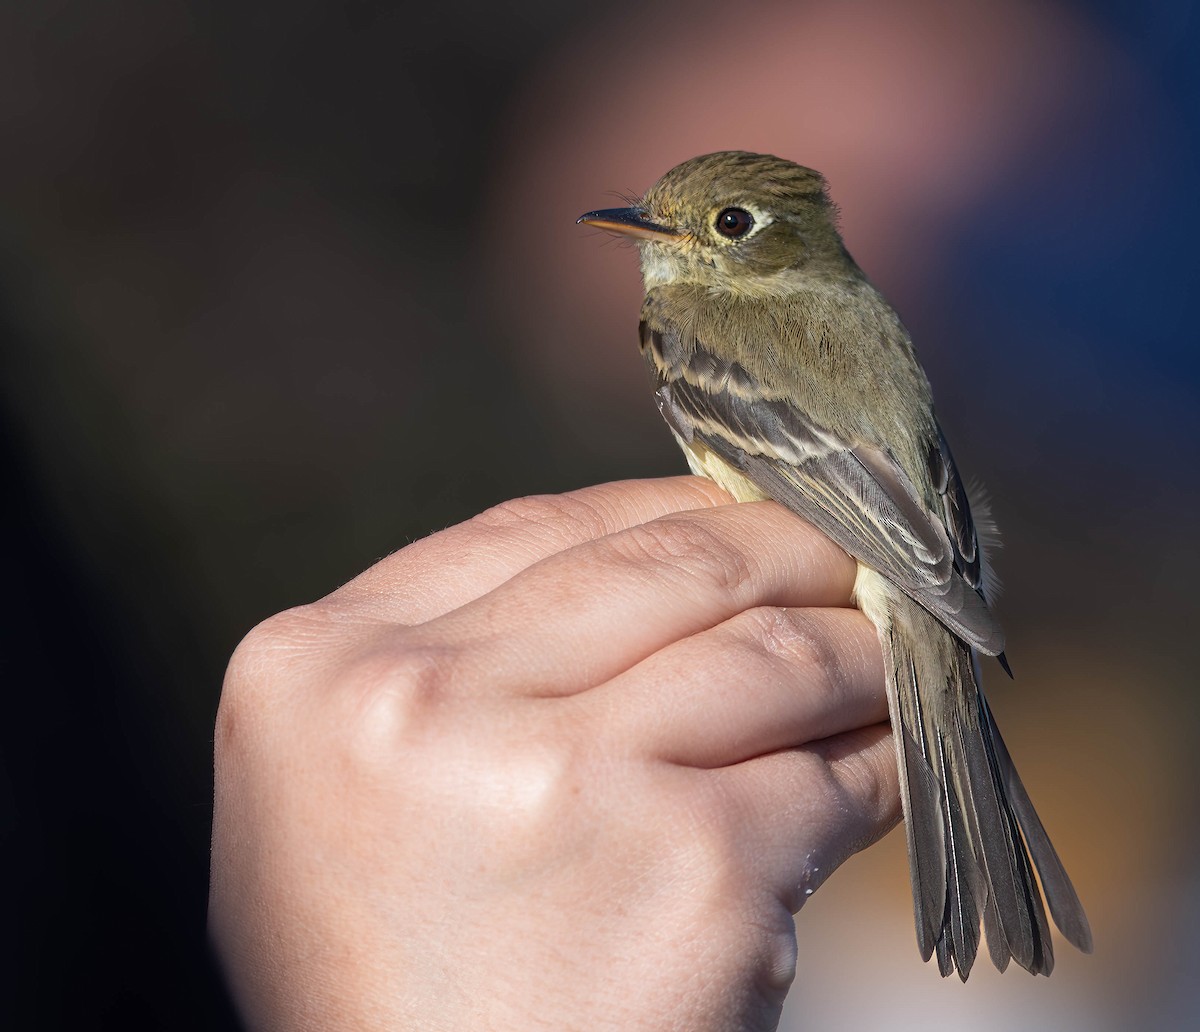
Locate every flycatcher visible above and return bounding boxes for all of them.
[578,150,1091,979]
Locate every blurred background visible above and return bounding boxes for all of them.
[1,0,1196,1028]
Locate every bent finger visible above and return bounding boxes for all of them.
[593,606,886,769]
[327,477,733,624]
[416,501,858,697]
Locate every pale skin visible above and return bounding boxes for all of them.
[209,476,900,1032]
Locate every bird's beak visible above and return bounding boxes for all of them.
[577,207,680,242]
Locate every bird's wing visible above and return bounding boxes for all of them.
[643,321,1004,655]
[926,424,990,601]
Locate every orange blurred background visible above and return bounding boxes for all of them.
[2,0,1196,1028]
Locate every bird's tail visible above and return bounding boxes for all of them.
[882,593,1093,979]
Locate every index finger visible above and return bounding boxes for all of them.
[328,477,734,624]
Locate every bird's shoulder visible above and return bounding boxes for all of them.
[640,280,934,462]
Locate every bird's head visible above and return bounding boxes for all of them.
[578,151,849,294]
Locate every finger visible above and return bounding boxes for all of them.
[715,723,901,908]
[594,606,886,768]
[417,501,858,696]
[327,477,733,624]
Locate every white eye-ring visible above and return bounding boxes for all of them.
[711,205,772,241]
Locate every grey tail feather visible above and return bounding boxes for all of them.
[883,596,1087,978]
[982,695,1094,954]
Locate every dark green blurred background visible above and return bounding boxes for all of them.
[2,1,1197,1029]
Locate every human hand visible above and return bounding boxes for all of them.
[209,477,897,1031]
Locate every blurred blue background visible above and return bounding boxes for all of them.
[1,1,1196,1028]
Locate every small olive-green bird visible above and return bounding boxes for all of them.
[578,151,1091,979]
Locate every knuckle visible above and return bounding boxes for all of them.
[222,603,331,705]
[834,728,901,825]
[422,705,594,863]
[614,515,754,593]
[808,726,900,832]
[765,609,842,683]
[485,741,581,842]
[229,603,324,666]
[333,639,458,750]
[471,492,609,541]
[729,607,842,689]
[216,603,334,759]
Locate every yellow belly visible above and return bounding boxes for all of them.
[676,434,891,620]
[676,436,770,503]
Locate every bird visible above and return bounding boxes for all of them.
[577,150,1092,979]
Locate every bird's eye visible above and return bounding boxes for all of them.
[715,208,754,238]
